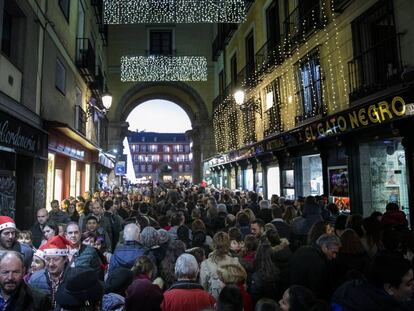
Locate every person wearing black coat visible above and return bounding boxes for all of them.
[332,255,414,311]
[248,243,280,305]
[289,234,340,301]
[0,251,51,311]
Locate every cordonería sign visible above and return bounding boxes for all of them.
[0,110,47,157]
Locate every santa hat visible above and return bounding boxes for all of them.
[33,249,46,261]
[0,216,16,231]
[39,236,72,256]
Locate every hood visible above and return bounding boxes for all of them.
[272,238,290,252]
[102,293,125,311]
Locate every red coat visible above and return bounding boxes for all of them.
[161,281,215,311]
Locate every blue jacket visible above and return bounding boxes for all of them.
[108,241,150,275]
[102,293,125,311]
[28,270,50,297]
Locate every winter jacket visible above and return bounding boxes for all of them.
[200,253,242,300]
[3,282,51,311]
[108,241,151,275]
[161,281,215,311]
[332,279,414,311]
[271,238,292,295]
[249,268,279,305]
[72,244,104,280]
[289,245,334,301]
[125,278,163,311]
[332,251,370,288]
[102,293,125,311]
[257,209,273,224]
[270,219,291,240]
[291,203,323,236]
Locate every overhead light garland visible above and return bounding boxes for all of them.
[103,0,246,24]
[121,56,208,82]
[213,1,351,154]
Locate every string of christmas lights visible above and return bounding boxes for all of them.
[120,56,207,82]
[103,0,246,24]
[212,1,350,154]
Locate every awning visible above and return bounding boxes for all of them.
[45,121,100,152]
[98,151,115,169]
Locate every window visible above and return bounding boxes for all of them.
[178,165,183,172]
[349,0,400,99]
[185,165,190,172]
[1,3,25,66]
[59,0,70,21]
[264,78,282,136]
[149,145,158,152]
[295,51,323,119]
[147,165,153,172]
[173,145,183,152]
[149,30,173,56]
[163,145,170,152]
[184,145,190,153]
[55,58,66,95]
[266,0,281,48]
[245,30,255,78]
[163,155,170,162]
[140,165,146,172]
[230,53,237,86]
[141,145,147,152]
[219,70,225,96]
[1,10,12,57]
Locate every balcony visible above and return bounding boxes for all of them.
[283,2,322,48]
[237,62,259,89]
[255,40,284,80]
[264,106,282,138]
[89,66,104,98]
[76,38,96,82]
[348,35,402,102]
[74,105,87,136]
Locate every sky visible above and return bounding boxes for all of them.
[126,99,192,132]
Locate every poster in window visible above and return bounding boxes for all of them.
[0,171,16,219]
[328,166,349,197]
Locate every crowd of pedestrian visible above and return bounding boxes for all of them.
[0,182,413,311]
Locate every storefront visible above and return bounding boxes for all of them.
[206,87,414,225]
[46,122,100,206]
[0,109,48,228]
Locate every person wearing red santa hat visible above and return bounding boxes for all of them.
[28,235,72,309]
[0,216,33,269]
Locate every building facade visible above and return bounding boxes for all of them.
[128,132,192,182]
[0,0,113,228]
[207,0,414,224]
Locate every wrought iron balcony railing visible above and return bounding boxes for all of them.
[76,38,96,82]
[348,34,402,101]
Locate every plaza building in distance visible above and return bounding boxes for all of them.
[127,131,192,183]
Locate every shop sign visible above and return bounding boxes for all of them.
[0,110,46,157]
[302,94,411,142]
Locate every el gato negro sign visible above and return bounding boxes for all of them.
[303,95,410,142]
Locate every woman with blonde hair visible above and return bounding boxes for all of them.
[200,232,242,300]
[217,264,252,311]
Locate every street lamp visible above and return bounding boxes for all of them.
[233,89,262,117]
[234,89,245,105]
[102,91,113,110]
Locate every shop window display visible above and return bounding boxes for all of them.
[359,139,409,220]
[282,170,295,199]
[302,154,323,196]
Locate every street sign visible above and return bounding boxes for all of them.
[115,161,126,176]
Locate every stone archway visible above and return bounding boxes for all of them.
[106,82,215,183]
